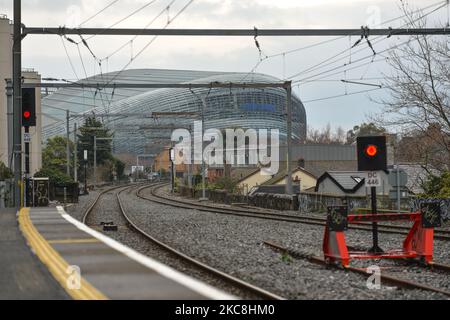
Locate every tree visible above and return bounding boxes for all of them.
[37,136,74,183]
[374,4,449,172]
[346,122,387,144]
[77,117,113,167]
[42,136,74,175]
[306,123,347,144]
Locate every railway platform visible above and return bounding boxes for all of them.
[3,206,233,300]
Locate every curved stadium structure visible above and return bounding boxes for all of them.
[42,69,307,155]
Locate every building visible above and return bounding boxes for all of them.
[238,166,317,194]
[0,15,42,174]
[42,69,307,167]
[0,15,12,167]
[278,144,357,177]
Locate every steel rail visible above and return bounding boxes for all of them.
[116,184,284,300]
[136,184,450,241]
[82,183,132,224]
[263,241,450,298]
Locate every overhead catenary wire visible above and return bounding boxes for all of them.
[84,0,160,41]
[103,0,195,87]
[302,87,383,104]
[78,0,121,27]
[287,2,447,81]
[241,0,447,81]
[100,0,178,61]
[289,0,447,85]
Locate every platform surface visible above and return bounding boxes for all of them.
[15,206,233,300]
[0,208,69,300]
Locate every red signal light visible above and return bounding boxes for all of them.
[23,111,31,119]
[365,145,378,157]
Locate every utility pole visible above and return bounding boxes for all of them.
[285,84,293,195]
[93,135,96,189]
[13,0,22,208]
[83,149,88,195]
[74,122,78,183]
[66,109,70,177]
[200,96,208,201]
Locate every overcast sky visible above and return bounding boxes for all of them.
[0,0,448,131]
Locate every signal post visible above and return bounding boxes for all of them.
[323,136,442,267]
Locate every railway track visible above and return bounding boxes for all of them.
[136,184,450,241]
[263,240,450,298]
[83,183,284,300]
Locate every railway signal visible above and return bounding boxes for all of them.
[323,135,440,266]
[357,136,387,171]
[22,88,36,127]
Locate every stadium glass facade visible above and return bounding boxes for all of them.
[42,69,307,155]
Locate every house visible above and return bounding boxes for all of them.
[315,171,392,196]
[238,166,317,194]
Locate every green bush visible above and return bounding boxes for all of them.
[421,171,450,198]
[34,167,73,184]
[207,176,238,193]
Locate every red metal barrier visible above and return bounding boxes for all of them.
[323,211,436,267]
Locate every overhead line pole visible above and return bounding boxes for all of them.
[22,27,450,37]
[66,109,70,177]
[13,0,22,208]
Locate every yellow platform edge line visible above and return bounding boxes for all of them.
[18,208,108,300]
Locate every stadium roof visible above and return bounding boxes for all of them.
[42,69,306,155]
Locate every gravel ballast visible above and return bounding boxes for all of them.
[64,184,449,299]
[109,185,449,300]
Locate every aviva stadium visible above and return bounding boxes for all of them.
[42,69,307,155]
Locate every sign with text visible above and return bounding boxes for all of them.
[24,132,31,143]
[365,171,381,188]
[131,166,144,174]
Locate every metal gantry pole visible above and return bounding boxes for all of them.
[93,135,97,189]
[74,122,78,183]
[285,83,293,196]
[13,0,22,208]
[200,96,208,201]
[23,27,450,37]
[66,109,70,177]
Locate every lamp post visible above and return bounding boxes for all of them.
[169,148,175,193]
[83,149,88,195]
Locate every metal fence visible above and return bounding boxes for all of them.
[410,198,450,221]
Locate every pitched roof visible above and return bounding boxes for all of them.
[234,167,261,182]
[315,171,366,193]
[262,166,317,186]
